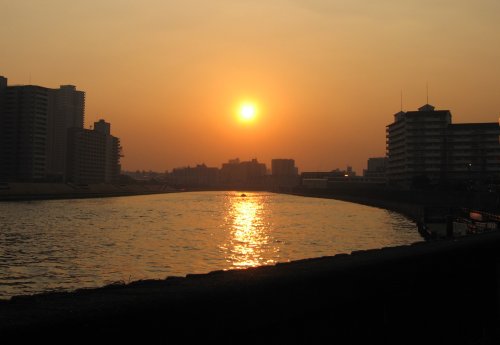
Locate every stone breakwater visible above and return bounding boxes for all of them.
[1,231,499,344]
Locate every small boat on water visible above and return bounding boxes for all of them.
[240,193,247,197]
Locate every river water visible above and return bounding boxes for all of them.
[0,191,421,299]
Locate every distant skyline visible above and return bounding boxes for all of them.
[2,0,500,173]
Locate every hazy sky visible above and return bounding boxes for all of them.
[2,0,500,173]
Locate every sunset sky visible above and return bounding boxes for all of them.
[2,0,500,173]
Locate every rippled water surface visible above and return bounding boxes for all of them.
[0,191,421,299]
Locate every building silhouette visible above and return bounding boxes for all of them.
[271,159,299,189]
[271,159,298,176]
[66,120,121,184]
[167,158,301,189]
[0,81,51,181]
[220,158,267,187]
[169,164,220,188]
[363,157,387,183]
[47,85,85,180]
[300,167,353,188]
[386,104,500,187]
[0,76,121,184]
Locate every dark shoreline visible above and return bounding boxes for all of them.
[0,190,176,202]
[0,183,179,202]
[0,183,275,202]
[286,190,424,221]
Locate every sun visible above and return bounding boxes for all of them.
[239,103,257,122]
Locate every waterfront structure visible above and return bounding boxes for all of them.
[301,169,350,188]
[271,159,299,188]
[66,120,121,184]
[169,164,220,187]
[220,158,267,187]
[47,85,85,180]
[363,157,387,183]
[386,104,500,186]
[446,123,500,182]
[271,159,298,177]
[0,81,50,181]
[301,177,329,189]
[122,170,167,182]
[0,76,85,182]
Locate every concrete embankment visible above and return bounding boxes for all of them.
[289,190,426,221]
[0,183,177,201]
[1,232,500,343]
[287,184,498,222]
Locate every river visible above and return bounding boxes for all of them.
[0,191,421,299]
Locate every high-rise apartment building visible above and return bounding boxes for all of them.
[446,123,500,182]
[386,104,500,186]
[0,83,51,181]
[0,76,121,184]
[0,76,85,181]
[94,119,110,135]
[66,120,121,184]
[47,85,85,179]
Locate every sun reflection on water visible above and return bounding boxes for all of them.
[221,192,277,269]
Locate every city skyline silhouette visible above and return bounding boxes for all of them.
[1,1,499,173]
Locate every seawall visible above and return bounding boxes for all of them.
[1,231,499,344]
[0,183,177,201]
[287,184,499,222]
[288,190,426,221]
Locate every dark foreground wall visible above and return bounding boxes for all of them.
[1,233,500,344]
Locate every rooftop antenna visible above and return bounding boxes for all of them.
[400,89,403,111]
[426,82,429,104]
[29,72,31,85]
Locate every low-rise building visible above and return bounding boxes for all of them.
[220,158,267,187]
[169,164,220,187]
[363,157,387,183]
[271,159,299,188]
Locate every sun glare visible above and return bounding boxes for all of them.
[239,103,257,122]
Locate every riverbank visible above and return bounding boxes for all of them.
[1,231,499,343]
[0,182,178,201]
[288,190,425,221]
[286,183,499,223]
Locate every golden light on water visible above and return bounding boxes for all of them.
[222,193,276,269]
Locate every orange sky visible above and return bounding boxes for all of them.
[2,1,500,173]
